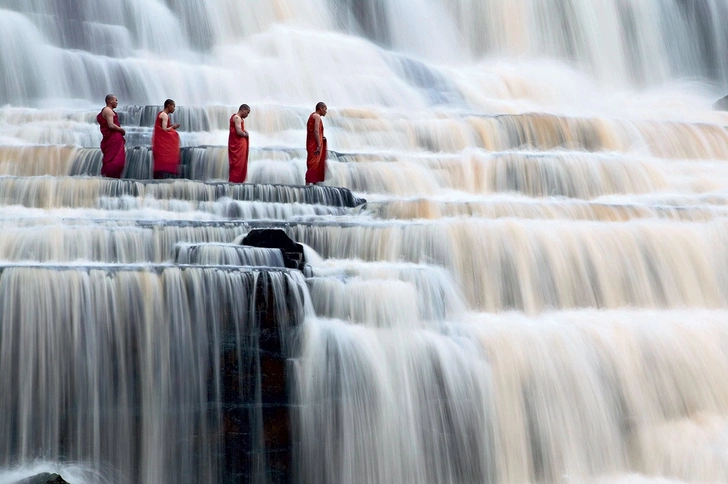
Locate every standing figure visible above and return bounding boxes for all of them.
[152,99,181,179]
[228,104,250,183]
[305,102,327,185]
[97,94,126,178]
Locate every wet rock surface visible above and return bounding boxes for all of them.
[16,473,69,484]
[243,229,306,271]
[714,95,728,110]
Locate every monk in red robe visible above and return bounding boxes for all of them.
[228,104,250,183]
[97,94,126,178]
[152,99,181,179]
[305,102,328,185]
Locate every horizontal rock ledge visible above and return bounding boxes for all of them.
[0,262,300,273]
[0,218,386,230]
[0,176,366,208]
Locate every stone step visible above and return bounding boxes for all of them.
[174,243,288,268]
[0,176,365,209]
[4,108,726,160]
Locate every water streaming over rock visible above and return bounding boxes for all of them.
[0,265,311,483]
[1,0,728,483]
[174,244,288,268]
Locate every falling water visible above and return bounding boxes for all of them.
[1,0,728,483]
[0,265,311,483]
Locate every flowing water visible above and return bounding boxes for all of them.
[1,0,728,483]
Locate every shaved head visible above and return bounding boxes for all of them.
[315,102,328,117]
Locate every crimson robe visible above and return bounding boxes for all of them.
[305,113,326,184]
[228,114,249,183]
[97,109,126,178]
[152,111,181,178]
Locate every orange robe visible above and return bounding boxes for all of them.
[305,113,326,184]
[228,114,249,183]
[97,109,125,178]
[152,111,181,178]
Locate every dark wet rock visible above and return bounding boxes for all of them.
[714,95,728,111]
[16,473,69,484]
[243,229,306,271]
[218,269,301,484]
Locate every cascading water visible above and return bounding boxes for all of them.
[1,0,728,483]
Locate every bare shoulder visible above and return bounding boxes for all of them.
[159,111,168,118]
[312,113,321,119]
[102,106,113,115]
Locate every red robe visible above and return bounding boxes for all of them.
[228,114,249,183]
[305,113,326,184]
[152,111,181,178]
[97,109,126,178]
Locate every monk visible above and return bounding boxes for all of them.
[152,99,181,179]
[305,102,327,185]
[228,104,250,183]
[97,94,126,178]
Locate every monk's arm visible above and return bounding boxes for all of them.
[103,108,125,135]
[160,112,178,131]
[234,115,247,137]
[313,115,321,152]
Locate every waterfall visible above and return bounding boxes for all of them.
[0,265,311,483]
[2,0,728,483]
[294,309,728,483]
[1,0,728,107]
[174,244,288,267]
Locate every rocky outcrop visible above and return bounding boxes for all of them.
[243,229,306,271]
[714,95,728,111]
[16,473,69,484]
